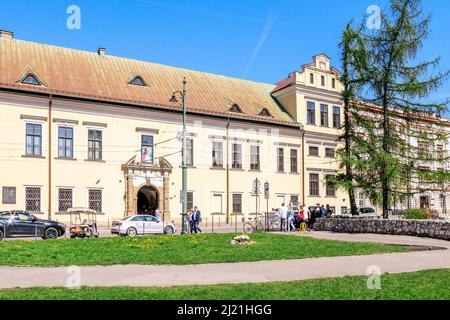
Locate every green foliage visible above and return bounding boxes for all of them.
[403,209,430,220]
[337,0,450,218]
[1,269,449,300]
[0,233,408,267]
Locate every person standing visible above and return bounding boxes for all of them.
[188,208,195,234]
[287,203,295,232]
[301,204,310,231]
[278,203,288,232]
[320,205,327,218]
[193,206,202,234]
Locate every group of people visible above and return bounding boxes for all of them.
[277,203,333,232]
[138,207,161,220]
[187,206,202,234]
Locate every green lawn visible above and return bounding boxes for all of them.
[1,269,448,300]
[0,233,410,267]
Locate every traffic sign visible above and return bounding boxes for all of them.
[252,178,261,194]
[264,182,270,199]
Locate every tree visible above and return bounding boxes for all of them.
[332,22,369,215]
[354,0,449,218]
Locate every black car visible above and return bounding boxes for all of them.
[0,211,66,240]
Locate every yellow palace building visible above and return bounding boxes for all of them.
[0,30,348,224]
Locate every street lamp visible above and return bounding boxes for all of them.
[170,78,188,235]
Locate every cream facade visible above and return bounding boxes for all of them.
[0,34,353,225]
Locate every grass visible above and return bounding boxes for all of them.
[0,233,410,267]
[0,269,448,300]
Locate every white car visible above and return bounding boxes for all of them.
[356,207,378,217]
[111,215,177,237]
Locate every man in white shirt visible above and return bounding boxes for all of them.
[278,203,288,232]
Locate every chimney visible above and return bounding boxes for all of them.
[98,48,106,56]
[0,30,13,40]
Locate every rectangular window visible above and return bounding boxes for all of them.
[307,102,316,125]
[290,149,298,173]
[309,173,320,196]
[232,194,243,214]
[326,175,336,197]
[26,123,42,156]
[58,188,73,212]
[88,189,102,213]
[332,78,336,89]
[277,148,284,172]
[341,207,348,214]
[141,135,154,163]
[320,104,329,127]
[329,206,336,215]
[2,187,16,204]
[290,195,299,207]
[310,73,314,84]
[321,76,325,86]
[212,193,223,214]
[25,187,41,212]
[88,130,102,160]
[325,148,335,158]
[187,192,194,210]
[186,138,194,166]
[212,141,223,168]
[232,143,242,169]
[309,146,319,157]
[58,127,73,158]
[333,107,341,128]
[250,145,261,171]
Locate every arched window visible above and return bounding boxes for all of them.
[229,104,243,113]
[258,108,272,118]
[129,76,147,86]
[20,74,42,86]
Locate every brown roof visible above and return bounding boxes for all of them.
[0,38,296,127]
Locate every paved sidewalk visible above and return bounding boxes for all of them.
[0,232,449,289]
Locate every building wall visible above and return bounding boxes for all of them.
[0,91,313,225]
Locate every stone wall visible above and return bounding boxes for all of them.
[313,218,450,241]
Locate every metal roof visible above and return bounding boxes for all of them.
[0,38,297,127]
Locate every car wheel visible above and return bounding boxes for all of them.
[126,227,137,237]
[0,229,4,240]
[44,227,59,240]
[164,226,174,235]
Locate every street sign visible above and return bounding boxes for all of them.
[264,182,270,200]
[252,178,261,194]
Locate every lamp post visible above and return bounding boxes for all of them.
[170,78,188,234]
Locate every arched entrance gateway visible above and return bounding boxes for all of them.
[137,185,159,214]
[122,157,172,219]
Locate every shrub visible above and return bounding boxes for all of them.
[403,209,430,220]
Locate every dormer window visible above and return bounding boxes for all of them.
[229,104,243,114]
[20,74,41,86]
[129,76,147,87]
[258,108,272,118]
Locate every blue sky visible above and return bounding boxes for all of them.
[1,0,449,110]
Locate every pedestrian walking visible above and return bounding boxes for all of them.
[188,208,195,234]
[193,206,202,233]
[287,203,295,232]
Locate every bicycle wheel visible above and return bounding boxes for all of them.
[243,222,255,233]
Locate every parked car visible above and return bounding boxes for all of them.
[111,215,177,237]
[354,207,377,217]
[0,211,66,240]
